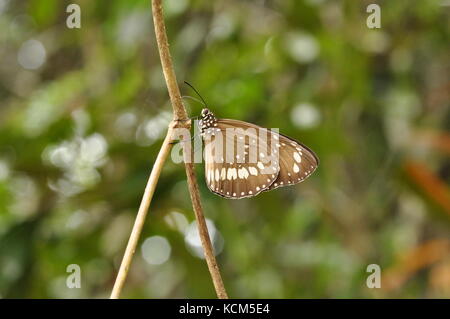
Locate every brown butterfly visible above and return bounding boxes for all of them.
[198,108,319,199]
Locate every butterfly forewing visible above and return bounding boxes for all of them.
[203,119,280,199]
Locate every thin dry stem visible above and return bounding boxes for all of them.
[151,0,228,299]
[110,128,174,299]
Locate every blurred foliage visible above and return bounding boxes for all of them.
[0,0,449,298]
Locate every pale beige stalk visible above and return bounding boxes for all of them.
[110,128,174,299]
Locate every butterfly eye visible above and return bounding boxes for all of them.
[201,108,209,117]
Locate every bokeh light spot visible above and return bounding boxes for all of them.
[291,103,321,129]
[17,39,46,70]
[141,236,172,265]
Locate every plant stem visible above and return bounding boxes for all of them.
[151,0,228,299]
[110,128,174,299]
[109,0,228,299]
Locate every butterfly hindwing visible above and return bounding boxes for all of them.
[266,133,319,190]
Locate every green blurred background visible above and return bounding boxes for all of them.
[0,0,449,298]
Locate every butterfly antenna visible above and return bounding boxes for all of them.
[184,81,208,108]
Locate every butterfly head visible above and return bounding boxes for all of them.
[199,108,217,133]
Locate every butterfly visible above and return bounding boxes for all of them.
[198,108,319,199]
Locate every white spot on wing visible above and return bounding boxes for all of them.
[227,168,233,180]
[231,168,237,180]
[249,167,258,176]
[238,167,249,179]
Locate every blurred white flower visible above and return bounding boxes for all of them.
[9,175,40,218]
[0,0,10,14]
[80,134,108,166]
[164,211,189,234]
[136,111,171,146]
[285,32,319,63]
[66,209,89,230]
[116,10,149,52]
[177,20,207,53]
[115,112,137,141]
[22,72,84,137]
[208,12,235,42]
[18,39,46,70]
[291,103,321,129]
[141,236,172,265]
[0,159,10,181]
[116,112,137,130]
[164,0,188,16]
[43,133,109,196]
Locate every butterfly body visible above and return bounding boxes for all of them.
[199,108,318,199]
